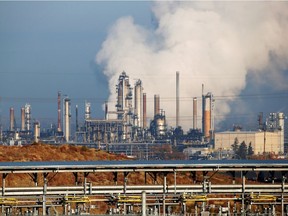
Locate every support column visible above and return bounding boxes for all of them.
[241,171,246,216]
[84,172,89,195]
[142,191,146,216]
[73,172,78,185]
[42,173,48,216]
[281,175,286,215]
[2,173,8,214]
[163,173,167,216]
[174,170,177,195]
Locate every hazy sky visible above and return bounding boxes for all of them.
[1,1,288,131]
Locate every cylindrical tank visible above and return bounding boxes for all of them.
[154,94,160,117]
[193,97,197,129]
[10,107,15,131]
[34,121,40,143]
[134,80,143,127]
[156,117,166,136]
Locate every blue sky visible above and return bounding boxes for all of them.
[1,1,288,132]
[0,1,153,128]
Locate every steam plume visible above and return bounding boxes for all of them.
[96,1,288,130]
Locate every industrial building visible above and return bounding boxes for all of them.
[214,112,285,154]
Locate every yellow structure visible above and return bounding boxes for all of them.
[214,130,283,154]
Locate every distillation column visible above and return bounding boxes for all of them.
[134,80,143,128]
[24,104,31,134]
[64,98,71,142]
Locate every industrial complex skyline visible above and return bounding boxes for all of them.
[1,1,288,132]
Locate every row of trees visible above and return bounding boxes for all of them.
[231,138,254,159]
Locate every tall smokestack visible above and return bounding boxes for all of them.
[203,95,211,139]
[57,91,62,132]
[202,84,205,135]
[10,107,15,131]
[21,107,25,131]
[143,93,147,128]
[193,97,197,129]
[75,105,79,132]
[176,71,180,128]
[154,94,160,117]
[105,101,108,120]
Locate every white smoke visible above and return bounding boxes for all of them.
[96,1,288,131]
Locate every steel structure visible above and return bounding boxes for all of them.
[0,160,287,215]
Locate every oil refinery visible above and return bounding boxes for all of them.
[0,71,286,159]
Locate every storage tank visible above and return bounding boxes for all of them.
[155,115,166,137]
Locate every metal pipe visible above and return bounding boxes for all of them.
[142,191,146,216]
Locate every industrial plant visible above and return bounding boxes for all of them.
[0,71,286,159]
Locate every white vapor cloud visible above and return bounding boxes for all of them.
[96,1,288,131]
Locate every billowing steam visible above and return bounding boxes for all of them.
[96,1,288,130]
